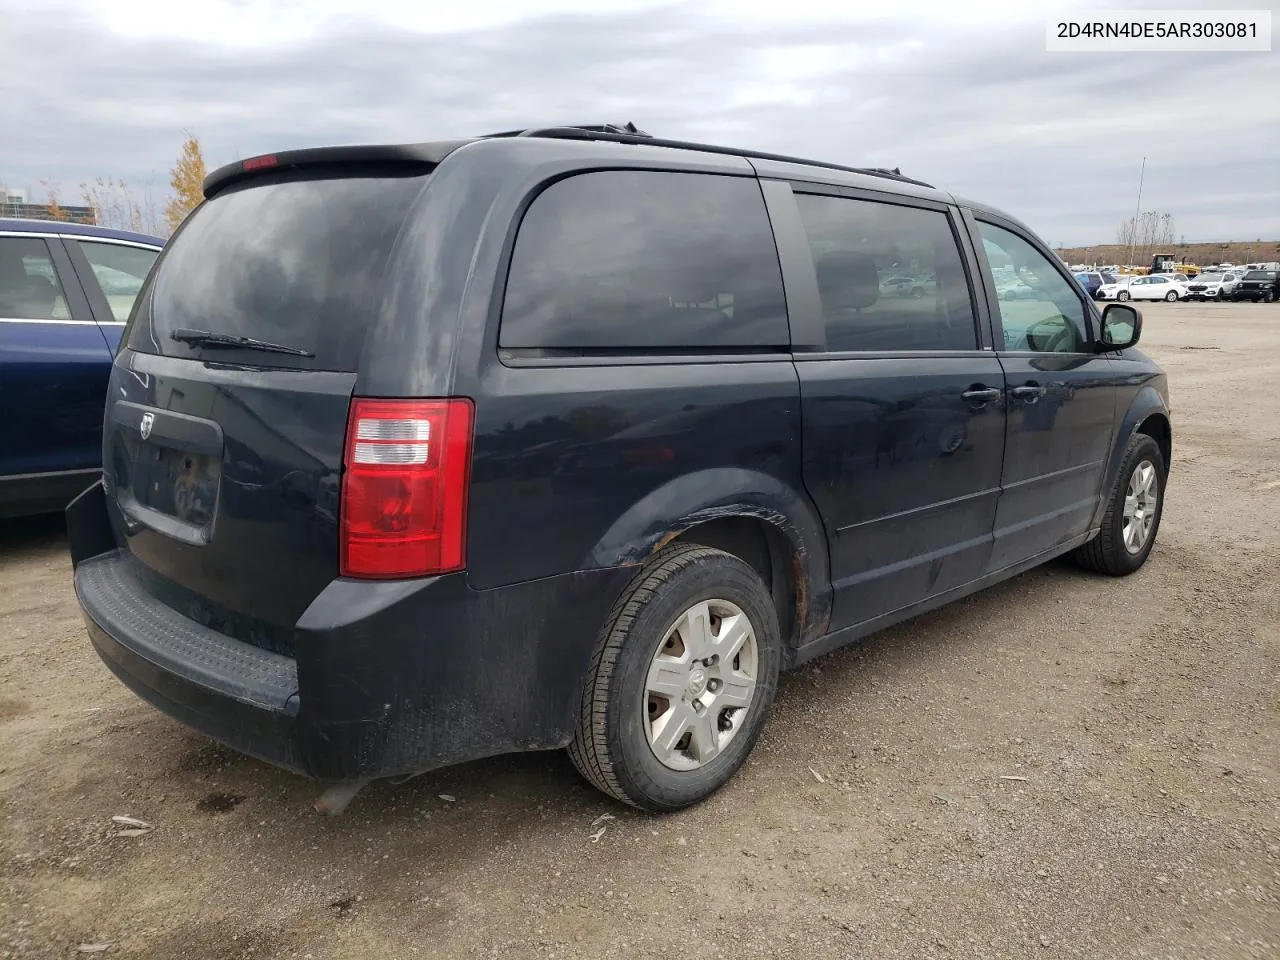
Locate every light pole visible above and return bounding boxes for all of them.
[1128,156,1146,268]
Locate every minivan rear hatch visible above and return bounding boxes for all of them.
[107,164,431,651]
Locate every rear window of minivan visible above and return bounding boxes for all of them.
[131,170,428,370]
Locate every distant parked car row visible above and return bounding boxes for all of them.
[1084,268,1279,303]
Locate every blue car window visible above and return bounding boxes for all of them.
[0,237,73,321]
[76,241,159,322]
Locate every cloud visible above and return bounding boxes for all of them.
[1,0,1276,243]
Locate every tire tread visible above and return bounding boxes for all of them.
[567,544,726,808]
[1074,433,1163,575]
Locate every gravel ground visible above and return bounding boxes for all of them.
[1,301,1277,960]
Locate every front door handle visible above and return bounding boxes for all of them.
[961,386,1002,404]
[1009,384,1046,403]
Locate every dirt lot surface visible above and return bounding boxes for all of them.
[2,302,1277,960]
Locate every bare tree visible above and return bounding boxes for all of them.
[80,178,164,235]
[1116,217,1137,254]
[1117,211,1178,266]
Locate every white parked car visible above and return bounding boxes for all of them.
[1114,274,1183,301]
[1095,276,1135,301]
[1183,273,1229,300]
[1192,271,1244,296]
[995,277,1034,300]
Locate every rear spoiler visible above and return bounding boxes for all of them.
[203,141,473,198]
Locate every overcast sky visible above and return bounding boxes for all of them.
[2,0,1276,244]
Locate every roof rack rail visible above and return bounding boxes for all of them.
[485,122,652,140]
[481,124,932,189]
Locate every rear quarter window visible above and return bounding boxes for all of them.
[75,241,159,322]
[134,170,428,369]
[499,170,788,351]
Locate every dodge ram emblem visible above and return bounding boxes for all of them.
[140,412,154,441]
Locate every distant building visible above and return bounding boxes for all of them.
[2,186,96,224]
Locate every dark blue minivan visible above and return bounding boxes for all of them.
[0,219,162,517]
[67,126,1171,813]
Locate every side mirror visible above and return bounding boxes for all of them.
[1098,302,1141,351]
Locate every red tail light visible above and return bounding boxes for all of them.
[340,398,474,579]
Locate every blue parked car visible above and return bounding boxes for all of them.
[1073,271,1119,300]
[0,218,163,518]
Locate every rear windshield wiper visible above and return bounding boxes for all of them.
[169,328,315,358]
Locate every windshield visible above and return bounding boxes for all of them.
[1197,274,1223,282]
[1245,271,1277,280]
[132,170,428,370]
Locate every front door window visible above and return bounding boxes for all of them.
[979,223,1090,353]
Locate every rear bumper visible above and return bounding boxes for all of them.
[70,486,633,781]
[77,550,309,772]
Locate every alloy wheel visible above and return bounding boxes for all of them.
[1123,459,1159,554]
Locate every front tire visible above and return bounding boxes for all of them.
[568,544,782,811]
[1074,433,1165,576]
[1117,290,1131,301]
[1164,290,1178,301]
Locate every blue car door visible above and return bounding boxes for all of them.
[0,233,113,502]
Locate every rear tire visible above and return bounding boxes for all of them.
[568,544,782,812]
[1074,433,1165,576]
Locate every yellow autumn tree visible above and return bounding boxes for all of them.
[164,133,207,232]
[41,181,71,221]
